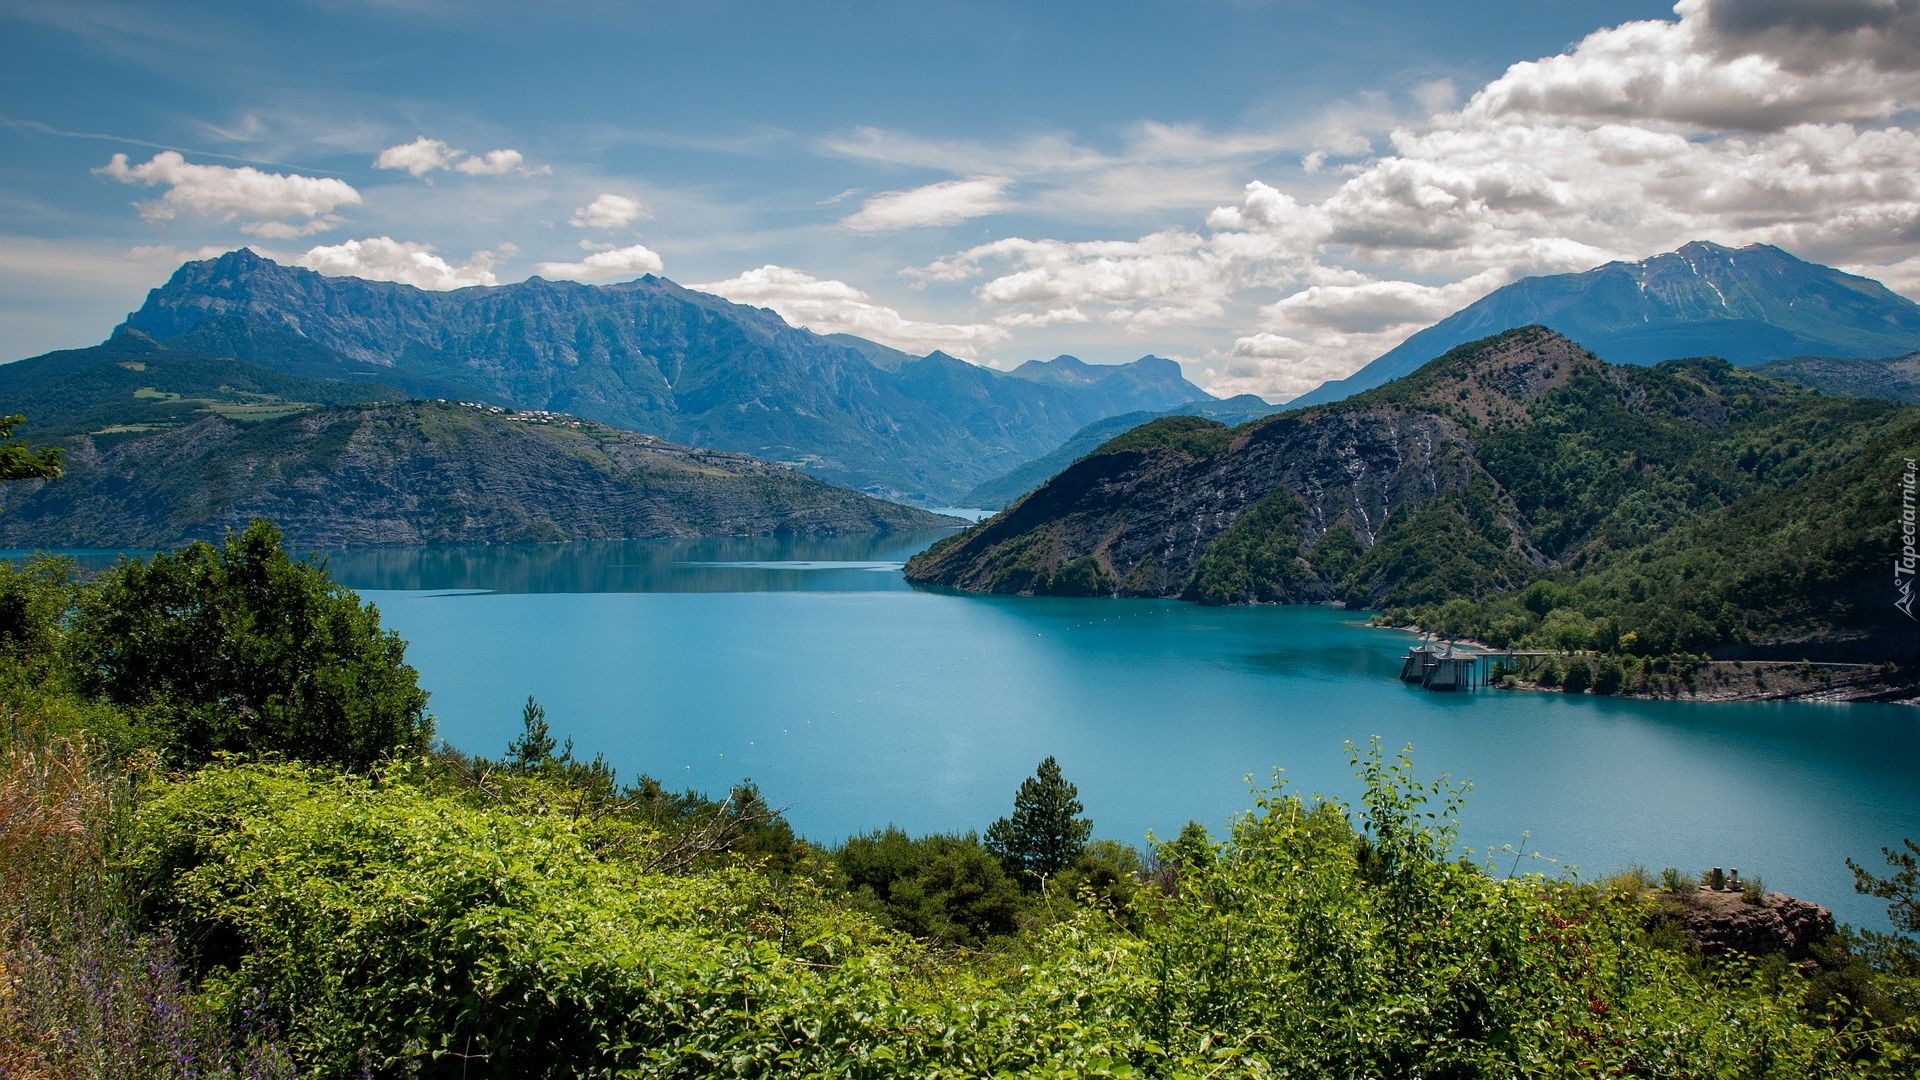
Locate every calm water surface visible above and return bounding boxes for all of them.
[39,533,1920,929]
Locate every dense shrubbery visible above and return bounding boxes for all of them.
[6,528,1920,1077]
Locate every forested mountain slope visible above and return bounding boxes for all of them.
[0,399,955,549]
[907,326,1917,659]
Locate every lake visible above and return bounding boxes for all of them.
[40,532,1920,930]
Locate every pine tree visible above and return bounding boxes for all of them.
[985,755,1093,885]
[506,695,571,774]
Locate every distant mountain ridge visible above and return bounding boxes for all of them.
[1288,242,1920,408]
[959,394,1282,510]
[115,250,1214,502]
[1751,352,1920,403]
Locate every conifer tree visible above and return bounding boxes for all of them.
[985,755,1092,884]
[506,695,560,772]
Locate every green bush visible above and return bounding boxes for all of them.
[67,520,431,770]
[124,760,912,1078]
[1184,487,1307,604]
[1593,656,1626,695]
[834,827,1025,946]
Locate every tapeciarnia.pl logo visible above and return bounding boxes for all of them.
[1899,457,1918,620]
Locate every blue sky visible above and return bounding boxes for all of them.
[3,0,1917,399]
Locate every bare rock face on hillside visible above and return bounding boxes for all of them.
[905,327,1590,604]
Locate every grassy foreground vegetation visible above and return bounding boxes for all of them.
[5,523,1920,1077]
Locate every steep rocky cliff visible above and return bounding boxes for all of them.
[907,328,1589,604]
[0,401,959,549]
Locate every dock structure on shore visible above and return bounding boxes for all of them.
[1401,641,1481,690]
[1399,641,1555,691]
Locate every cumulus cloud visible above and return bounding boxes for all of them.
[692,265,1011,359]
[842,177,1013,231]
[373,138,547,178]
[96,151,360,236]
[1460,0,1920,131]
[569,193,649,229]
[917,0,1920,400]
[1257,269,1513,335]
[455,148,532,176]
[534,243,666,282]
[295,237,501,290]
[1696,0,1920,73]
[372,137,461,177]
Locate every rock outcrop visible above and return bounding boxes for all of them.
[1656,886,1837,960]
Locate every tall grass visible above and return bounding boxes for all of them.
[0,731,292,1079]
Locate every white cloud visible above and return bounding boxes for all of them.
[1460,0,1920,131]
[569,193,649,229]
[913,0,1920,400]
[455,148,535,176]
[373,137,461,177]
[692,265,1011,359]
[294,237,501,290]
[372,138,547,179]
[1214,269,1524,397]
[817,119,1357,223]
[1258,269,1513,335]
[842,177,1013,231]
[534,243,665,282]
[95,151,360,236]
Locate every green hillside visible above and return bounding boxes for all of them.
[908,327,1919,663]
[0,399,958,548]
[0,330,404,442]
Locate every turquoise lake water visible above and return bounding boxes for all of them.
[37,532,1920,929]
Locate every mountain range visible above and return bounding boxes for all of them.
[114,250,1214,503]
[1286,242,1920,408]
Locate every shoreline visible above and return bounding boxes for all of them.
[1382,626,1919,705]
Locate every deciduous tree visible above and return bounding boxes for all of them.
[69,519,431,769]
